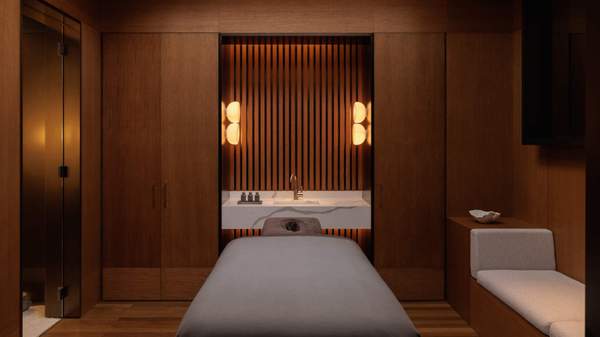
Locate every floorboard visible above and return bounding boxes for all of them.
[44,301,477,337]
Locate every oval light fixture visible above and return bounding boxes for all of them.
[226,101,241,123]
[367,102,372,123]
[367,124,371,145]
[353,102,366,123]
[352,124,367,145]
[226,123,240,145]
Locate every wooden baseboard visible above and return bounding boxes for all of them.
[161,268,212,300]
[470,278,545,337]
[103,268,161,300]
[377,268,444,300]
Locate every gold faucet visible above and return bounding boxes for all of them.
[289,173,304,200]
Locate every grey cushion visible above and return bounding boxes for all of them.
[477,270,585,335]
[262,217,322,236]
[470,228,556,278]
[550,321,584,337]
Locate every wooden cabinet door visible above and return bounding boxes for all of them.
[102,34,162,300]
[160,34,219,300]
[374,33,446,300]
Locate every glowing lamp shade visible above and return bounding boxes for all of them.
[226,101,241,123]
[353,102,367,123]
[367,124,371,145]
[352,124,367,145]
[226,123,240,145]
[367,102,372,123]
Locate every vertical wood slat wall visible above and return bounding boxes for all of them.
[221,228,371,257]
[221,36,372,191]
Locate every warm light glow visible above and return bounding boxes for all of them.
[34,126,46,147]
[367,124,371,145]
[226,123,240,145]
[221,102,227,122]
[353,102,367,123]
[226,101,241,123]
[222,123,226,145]
[367,102,372,123]
[352,124,366,145]
[221,103,226,145]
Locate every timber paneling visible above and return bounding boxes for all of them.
[446,33,514,217]
[221,228,372,257]
[374,33,446,300]
[98,0,516,34]
[160,34,219,300]
[0,0,21,335]
[511,30,586,283]
[81,22,102,316]
[102,34,163,269]
[221,36,372,191]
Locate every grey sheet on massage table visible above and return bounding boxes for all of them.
[177,236,419,337]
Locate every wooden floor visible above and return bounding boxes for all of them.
[44,301,477,337]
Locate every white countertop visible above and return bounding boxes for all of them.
[222,191,371,229]
[223,191,370,207]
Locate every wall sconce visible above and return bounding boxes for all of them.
[353,102,367,124]
[226,123,240,145]
[226,101,240,123]
[352,124,367,145]
[225,101,240,145]
[352,101,371,146]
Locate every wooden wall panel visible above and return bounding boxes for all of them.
[547,149,586,282]
[0,0,21,335]
[45,0,100,29]
[446,33,514,217]
[447,0,515,33]
[511,31,586,283]
[222,37,371,191]
[102,0,446,33]
[221,228,372,256]
[99,0,516,34]
[161,33,219,299]
[161,268,212,300]
[374,33,446,300]
[102,34,162,269]
[102,268,161,300]
[81,23,102,315]
[103,33,220,300]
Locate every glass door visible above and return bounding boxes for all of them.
[21,0,81,319]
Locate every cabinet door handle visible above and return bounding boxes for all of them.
[163,183,168,209]
[152,185,157,209]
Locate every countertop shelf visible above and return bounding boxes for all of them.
[448,216,541,229]
[222,191,371,229]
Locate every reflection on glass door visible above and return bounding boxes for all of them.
[21,0,81,327]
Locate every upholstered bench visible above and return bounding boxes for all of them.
[469,229,585,337]
[550,321,585,337]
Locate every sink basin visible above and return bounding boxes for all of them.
[273,199,320,205]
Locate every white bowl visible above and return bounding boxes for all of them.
[469,209,501,224]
